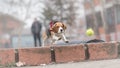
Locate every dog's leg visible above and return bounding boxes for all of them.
[42,40,44,47]
[51,40,56,45]
[61,34,69,43]
[51,35,61,45]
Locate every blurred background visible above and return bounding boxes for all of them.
[0,0,120,48]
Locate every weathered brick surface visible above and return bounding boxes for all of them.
[0,49,15,65]
[88,42,118,60]
[18,47,51,66]
[0,42,118,66]
[54,45,86,63]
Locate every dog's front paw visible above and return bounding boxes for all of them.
[65,40,69,43]
[58,38,62,40]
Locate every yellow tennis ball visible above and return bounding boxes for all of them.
[86,28,94,36]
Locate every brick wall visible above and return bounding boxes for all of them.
[0,49,15,65]
[18,47,51,66]
[0,42,118,66]
[54,44,85,63]
[88,42,118,60]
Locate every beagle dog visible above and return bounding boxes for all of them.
[43,21,69,45]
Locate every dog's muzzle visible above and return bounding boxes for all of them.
[60,29,63,32]
[58,27,64,33]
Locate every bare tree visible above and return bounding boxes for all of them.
[43,0,79,26]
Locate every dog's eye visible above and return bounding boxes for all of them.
[56,26,59,28]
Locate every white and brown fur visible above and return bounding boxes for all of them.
[42,21,69,46]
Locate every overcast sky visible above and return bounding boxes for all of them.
[0,0,84,28]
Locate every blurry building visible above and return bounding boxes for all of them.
[0,13,24,48]
[84,0,120,41]
[11,28,34,48]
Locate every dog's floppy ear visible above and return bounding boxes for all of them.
[62,23,67,30]
[51,24,58,33]
[50,24,56,31]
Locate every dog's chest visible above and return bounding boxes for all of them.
[55,33,62,37]
[52,33,62,40]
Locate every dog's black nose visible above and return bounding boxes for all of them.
[60,29,63,32]
[65,41,69,43]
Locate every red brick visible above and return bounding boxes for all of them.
[88,42,118,60]
[93,0,100,6]
[0,49,15,65]
[54,45,86,63]
[18,47,51,66]
[106,34,111,41]
[116,24,120,31]
[99,27,105,34]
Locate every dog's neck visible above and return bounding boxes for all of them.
[54,32,64,37]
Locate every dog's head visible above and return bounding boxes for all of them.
[50,22,67,33]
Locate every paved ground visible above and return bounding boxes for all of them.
[12,59,120,68]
